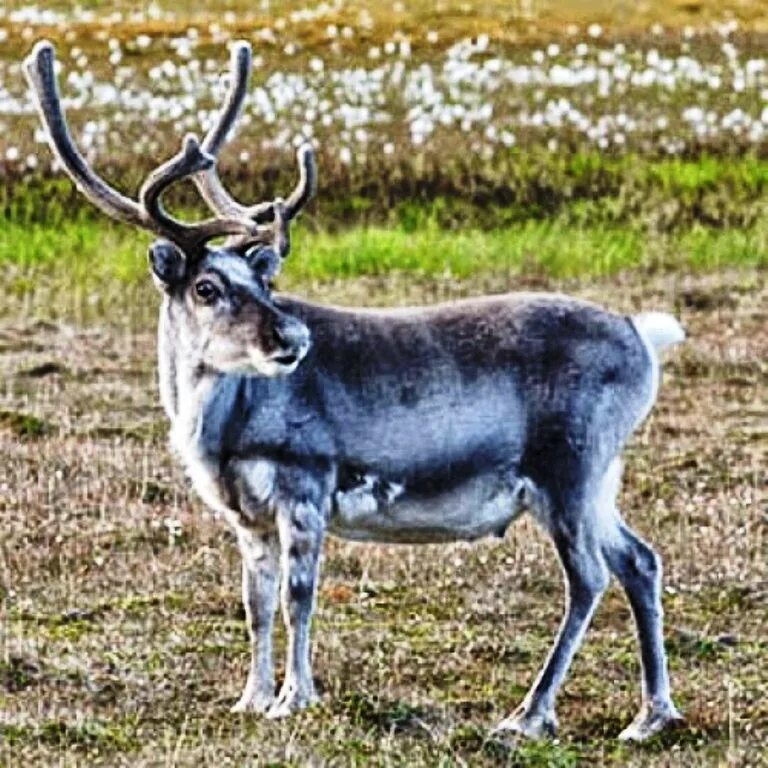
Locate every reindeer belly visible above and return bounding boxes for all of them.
[328,470,528,544]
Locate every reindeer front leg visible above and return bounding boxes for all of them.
[232,528,280,713]
[267,500,325,718]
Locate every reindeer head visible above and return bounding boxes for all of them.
[24,41,314,376]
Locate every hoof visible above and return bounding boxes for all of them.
[618,701,684,742]
[230,689,275,714]
[265,684,319,719]
[492,705,558,741]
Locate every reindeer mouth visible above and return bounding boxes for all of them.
[272,352,299,367]
[265,340,310,372]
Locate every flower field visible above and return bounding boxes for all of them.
[3,1,768,228]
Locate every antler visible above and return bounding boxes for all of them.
[23,40,258,253]
[195,41,317,257]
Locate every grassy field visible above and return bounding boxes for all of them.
[1,267,766,766]
[6,0,768,225]
[1,0,767,766]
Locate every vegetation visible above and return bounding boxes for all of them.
[1,269,765,766]
[1,1,766,766]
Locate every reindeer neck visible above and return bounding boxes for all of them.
[157,297,217,431]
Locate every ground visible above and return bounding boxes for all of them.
[1,268,765,766]
[1,0,767,764]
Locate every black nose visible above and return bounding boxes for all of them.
[272,318,310,354]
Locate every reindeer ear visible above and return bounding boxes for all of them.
[148,240,186,289]
[244,244,281,280]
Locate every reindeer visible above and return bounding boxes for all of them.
[24,40,685,741]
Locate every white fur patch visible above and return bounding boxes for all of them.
[632,312,685,351]
[632,311,685,424]
[240,459,277,502]
[330,472,527,543]
[207,344,306,378]
[181,444,231,514]
[594,458,622,544]
[334,475,405,522]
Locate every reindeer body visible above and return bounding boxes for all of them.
[25,39,686,741]
[161,291,651,545]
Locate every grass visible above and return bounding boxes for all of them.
[5,0,766,26]
[8,151,768,236]
[299,219,768,279]
[0,266,765,765]
[1,0,768,765]
[1,211,766,330]
[2,236,767,765]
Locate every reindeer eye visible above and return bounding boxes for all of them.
[194,280,219,304]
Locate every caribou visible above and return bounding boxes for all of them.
[24,40,685,741]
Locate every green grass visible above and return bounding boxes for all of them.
[1,214,765,306]
[8,153,768,233]
[3,156,766,329]
[296,220,768,281]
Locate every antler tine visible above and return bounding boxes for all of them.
[23,40,145,227]
[284,143,317,221]
[196,41,269,220]
[24,40,258,253]
[201,41,252,159]
[196,41,317,231]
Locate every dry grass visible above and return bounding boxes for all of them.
[1,268,765,766]
[6,0,768,43]
[2,1,767,764]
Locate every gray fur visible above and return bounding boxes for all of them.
[156,249,683,737]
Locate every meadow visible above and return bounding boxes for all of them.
[0,1,766,766]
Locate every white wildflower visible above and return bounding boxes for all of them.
[163,517,182,543]
[500,130,515,147]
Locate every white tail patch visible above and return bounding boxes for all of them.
[631,312,685,427]
[632,312,685,351]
